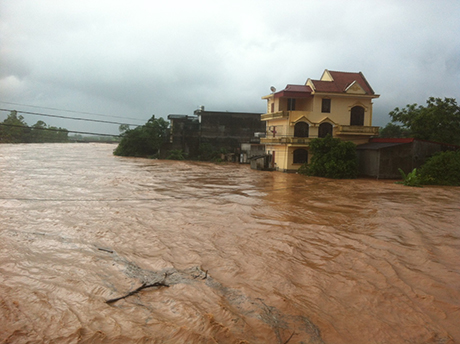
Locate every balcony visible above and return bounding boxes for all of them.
[261,136,312,145]
[261,111,288,121]
[261,110,313,122]
[334,125,379,136]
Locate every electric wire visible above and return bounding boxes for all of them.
[0,123,119,137]
[0,101,145,123]
[0,108,140,127]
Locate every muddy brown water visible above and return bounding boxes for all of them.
[0,143,459,344]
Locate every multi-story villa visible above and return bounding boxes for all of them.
[261,69,380,172]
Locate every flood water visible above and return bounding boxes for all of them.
[0,143,459,344]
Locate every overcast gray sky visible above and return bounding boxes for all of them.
[1,0,459,135]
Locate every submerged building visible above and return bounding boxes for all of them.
[261,69,380,172]
[166,107,265,159]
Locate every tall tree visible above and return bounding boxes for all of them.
[378,122,411,138]
[387,97,460,145]
[0,111,30,143]
[114,116,169,157]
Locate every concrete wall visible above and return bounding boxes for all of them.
[198,111,265,141]
[357,140,455,179]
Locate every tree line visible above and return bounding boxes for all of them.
[379,97,460,145]
[0,111,69,143]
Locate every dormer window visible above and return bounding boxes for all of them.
[322,98,331,113]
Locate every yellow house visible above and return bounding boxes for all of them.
[261,69,380,172]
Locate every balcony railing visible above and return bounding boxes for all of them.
[261,110,313,121]
[334,125,379,135]
[261,135,314,145]
[261,111,288,121]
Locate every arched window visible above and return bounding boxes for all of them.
[318,122,333,138]
[294,122,309,137]
[350,106,365,126]
[293,149,308,164]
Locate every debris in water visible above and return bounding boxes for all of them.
[106,280,169,304]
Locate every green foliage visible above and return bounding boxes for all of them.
[0,111,29,142]
[298,135,358,179]
[114,116,169,157]
[418,151,460,186]
[0,111,68,143]
[197,143,224,162]
[166,149,186,160]
[397,168,422,187]
[379,122,411,138]
[388,97,460,145]
[118,124,130,133]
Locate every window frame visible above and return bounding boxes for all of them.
[350,106,365,126]
[293,148,308,164]
[294,122,309,138]
[321,98,331,113]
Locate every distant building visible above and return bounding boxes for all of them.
[261,69,380,172]
[167,114,199,156]
[166,107,265,159]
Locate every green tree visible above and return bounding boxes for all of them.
[298,135,358,179]
[0,111,30,143]
[119,124,130,133]
[379,122,411,138]
[30,120,48,142]
[388,97,460,145]
[114,116,169,157]
[29,121,68,142]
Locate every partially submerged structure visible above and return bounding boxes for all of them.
[261,69,380,172]
[357,138,458,179]
[166,107,265,159]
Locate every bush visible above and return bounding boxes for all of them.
[166,149,186,160]
[397,168,422,187]
[298,135,358,179]
[197,143,226,162]
[419,151,460,186]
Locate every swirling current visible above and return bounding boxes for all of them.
[0,143,459,343]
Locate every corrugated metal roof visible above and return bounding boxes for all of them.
[356,142,409,150]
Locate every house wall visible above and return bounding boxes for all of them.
[266,118,289,136]
[266,97,278,113]
[266,144,286,171]
[310,96,374,126]
[266,144,310,172]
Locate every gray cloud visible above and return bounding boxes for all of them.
[1,0,459,134]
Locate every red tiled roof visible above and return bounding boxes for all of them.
[274,84,312,98]
[311,71,375,95]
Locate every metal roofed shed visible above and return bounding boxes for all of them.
[357,138,457,179]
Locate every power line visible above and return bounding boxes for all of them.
[0,108,140,127]
[0,123,119,137]
[0,101,145,123]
